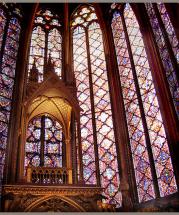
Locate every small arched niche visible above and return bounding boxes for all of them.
[25,114,65,170]
[19,72,81,184]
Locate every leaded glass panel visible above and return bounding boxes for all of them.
[28,9,62,82]
[0,7,21,183]
[72,5,121,207]
[112,11,155,202]
[25,116,63,170]
[111,3,177,202]
[145,3,179,119]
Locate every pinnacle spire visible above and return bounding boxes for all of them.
[29,58,38,83]
[44,53,55,79]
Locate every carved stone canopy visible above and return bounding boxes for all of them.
[25,70,81,119]
[27,95,72,137]
[25,70,81,137]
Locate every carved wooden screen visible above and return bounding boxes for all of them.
[145,3,179,120]
[111,3,177,203]
[25,116,64,169]
[28,9,62,82]
[72,5,121,206]
[0,5,22,185]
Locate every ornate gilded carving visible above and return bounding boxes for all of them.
[2,185,106,212]
[31,197,80,212]
[70,194,104,212]
[3,192,40,212]
[27,166,71,184]
[3,184,103,196]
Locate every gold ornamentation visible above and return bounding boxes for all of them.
[3,185,104,212]
[3,184,103,196]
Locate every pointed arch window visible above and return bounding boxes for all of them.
[28,9,62,82]
[0,4,22,183]
[72,5,121,206]
[145,3,179,119]
[111,3,177,203]
[25,115,65,170]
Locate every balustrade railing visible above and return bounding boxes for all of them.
[26,166,72,185]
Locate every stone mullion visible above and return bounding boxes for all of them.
[70,111,77,183]
[40,116,45,167]
[76,121,84,183]
[62,133,66,167]
[121,11,160,199]
[63,3,71,84]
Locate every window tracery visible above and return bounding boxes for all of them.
[0,2,178,211]
[111,3,177,203]
[25,116,64,169]
[28,9,62,82]
[145,3,179,119]
[72,5,121,206]
[0,4,22,183]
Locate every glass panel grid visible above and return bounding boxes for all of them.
[0,15,21,182]
[124,4,177,197]
[28,9,62,82]
[0,8,6,49]
[89,22,121,206]
[157,3,179,64]
[25,116,64,170]
[73,26,97,184]
[44,117,63,167]
[28,26,45,82]
[145,3,179,119]
[47,28,62,77]
[112,11,155,203]
[72,6,121,207]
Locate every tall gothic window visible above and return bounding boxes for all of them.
[145,3,179,119]
[111,3,177,203]
[25,115,64,169]
[28,9,62,82]
[0,5,22,184]
[72,5,121,206]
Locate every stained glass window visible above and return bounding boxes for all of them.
[72,5,121,206]
[111,3,177,203]
[0,8,6,48]
[25,116,41,167]
[29,26,45,83]
[44,117,63,167]
[157,3,179,64]
[145,3,179,119]
[47,28,62,77]
[28,9,62,82]
[73,25,96,185]
[25,116,64,169]
[0,5,21,184]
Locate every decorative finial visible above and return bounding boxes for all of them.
[29,57,39,83]
[44,53,55,79]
